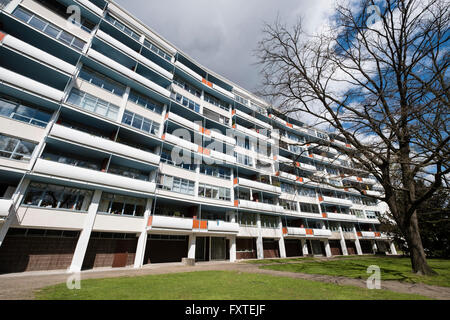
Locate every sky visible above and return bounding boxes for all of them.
[114,0,335,97]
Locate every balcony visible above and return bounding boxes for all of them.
[234,110,271,130]
[147,215,239,234]
[149,215,193,231]
[260,227,282,238]
[359,231,381,238]
[208,220,239,233]
[236,199,284,214]
[233,124,273,143]
[50,124,160,166]
[320,196,353,206]
[33,159,156,194]
[235,177,281,194]
[0,199,13,217]
[324,212,357,221]
[285,227,307,237]
[311,229,332,237]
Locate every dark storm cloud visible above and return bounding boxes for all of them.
[113,0,333,94]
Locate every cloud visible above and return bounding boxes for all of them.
[113,0,335,94]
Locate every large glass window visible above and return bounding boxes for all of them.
[260,215,278,228]
[198,183,231,201]
[143,39,172,61]
[23,182,93,211]
[199,164,231,180]
[173,76,201,98]
[66,89,119,120]
[105,13,140,41]
[299,202,320,214]
[122,110,160,136]
[174,93,200,113]
[13,7,85,51]
[0,134,36,161]
[157,174,195,195]
[98,192,146,217]
[108,164,149,181]
[78,67,126,96]
[128,90,164,114]
[238,212,257,226]
[0,96,52,127]
[280,199,298,211]
[204,92,230,111]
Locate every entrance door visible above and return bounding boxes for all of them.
[195,237,209,261]
[310,240,323,256]
[211,237,226,260]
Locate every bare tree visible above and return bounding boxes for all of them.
[256,0,449,275]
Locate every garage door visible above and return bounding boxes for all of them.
[236,238,257,259]
[329,240,342,256]
[285,239,302,257]
[144,235,188,264]
[346,240,357,255]
[360,240,374,254]
[0,228,79,274]
[263,239,279,258]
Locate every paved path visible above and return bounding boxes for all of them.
[1,260,449,300]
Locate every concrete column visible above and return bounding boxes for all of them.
[256,214,264,259]
[278,217,286,258]
[187,234,196,259]
[68,189,102,273]
[338,225,348,256]
[301,238,309,256]
[372,240,378,254]
[389,241,397,255]
[353,226,363,255]
[0,178,30,247]
[229,236,236,262]
[134,198,153,268]
[324,239,332,257]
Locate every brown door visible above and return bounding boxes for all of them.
[329,240,342,256]
[112,240,129,268]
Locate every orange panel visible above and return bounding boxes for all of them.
[273,156,277,160]
[233,178,238,185]
[200,220,208,229]
[204,128,211,135]
[193,219,199,229]
[346,144,351,148]
[344,188,349,191]
[203,148,210,156]
[286,122,293,128]
[275,171,280,176]
[232,110,236,115]
[0,32,5,42]
[309,154,313,158]
[296,177,303,182]
[322,213,327,218]
[165,113,169,119]
[318,196,324,202]
[147,216,153,227]
[357,177,362,182]
[306,229,313,235]
[232,124,236,129]
[295,162,300,167]
[282,227,288,235]
[357,232,362,237]
[375,232,381,237]
[234,200,239,207]
[161,134,166,140]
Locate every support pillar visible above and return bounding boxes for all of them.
[389,241,397,255]
[229,236,236,262]
[353,226,363,255]
[188,234,196,259]
[324,239,332,257]
[68,190,102,273]
[256,214,264,259]
[134,198,153,268]
[301,239,309,256]
[372,240,378,254]
[338,225,348,256]
[278,217,286,258]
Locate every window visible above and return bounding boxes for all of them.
[280,199,297,211]
[13,7,86,51]
[0,97,52,127]
[235,152,253,166]
[298,187,316,198]
[23,182,93,211]
[260,215,278,228]
[122,110,160,136]
[235,94,248,106]
[41,150,101,170]
[108,164,149,181]
[0,134,36,161]
[199,164,231,179]
[174,93,200,113]
[350,209,365,218]
[238,213,257,226]
[157,174,195,195]
[198,183,231,201]
[204,92,229,111]
[98,192,146,217]
[105,13,140,41]
[128,90,164,114]
[281,183,296,195]
[365,211,378,219]
[78,67,126,96]
[161,150,196,171]
[66,89,119,120]
[143,39,172,61]
[203,108,229,124]
[299,202,320,214]
[173,77,201,98]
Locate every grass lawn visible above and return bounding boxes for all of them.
[261,256,450,287]
[35,271,430,300]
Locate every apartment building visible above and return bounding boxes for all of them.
[0,0,397,274]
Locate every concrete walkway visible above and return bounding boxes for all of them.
[1,260,449,300]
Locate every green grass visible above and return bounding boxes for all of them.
[261,256,450,287]
[35,271,430,300]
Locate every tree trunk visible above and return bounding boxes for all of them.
[404,211,437,276]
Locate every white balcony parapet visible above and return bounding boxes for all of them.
[0,67,64,102]
[96,30,173,80]
[34,159,156,194]
[365,190,382,197]
[209,149,236,164]
[313,229,332,237]
[286,227,307,236]
[0,199,13,217]
[87,49,171,98]
[237,199,284,214]
[297,162,316,171]
[212,83,234,99]
[76,0,104,16]
[163,133,198,152]
[277,171,297,181]
[321,196,353,206]
[51,124,160,166]
[208,220,239,233]
[149,215,193,230]
[174,61,203,82]
[325,212,357,221]
[2,34,76,75]
[233,124,274,144]
[361,231,376,238]
[260,227,281,238]
[235,177,281,194]
[234,110,271,130]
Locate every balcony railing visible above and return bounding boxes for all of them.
[234,177,281,194]
[0,198,13,217]
[148,215,239,233]
[235,199,284,213]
